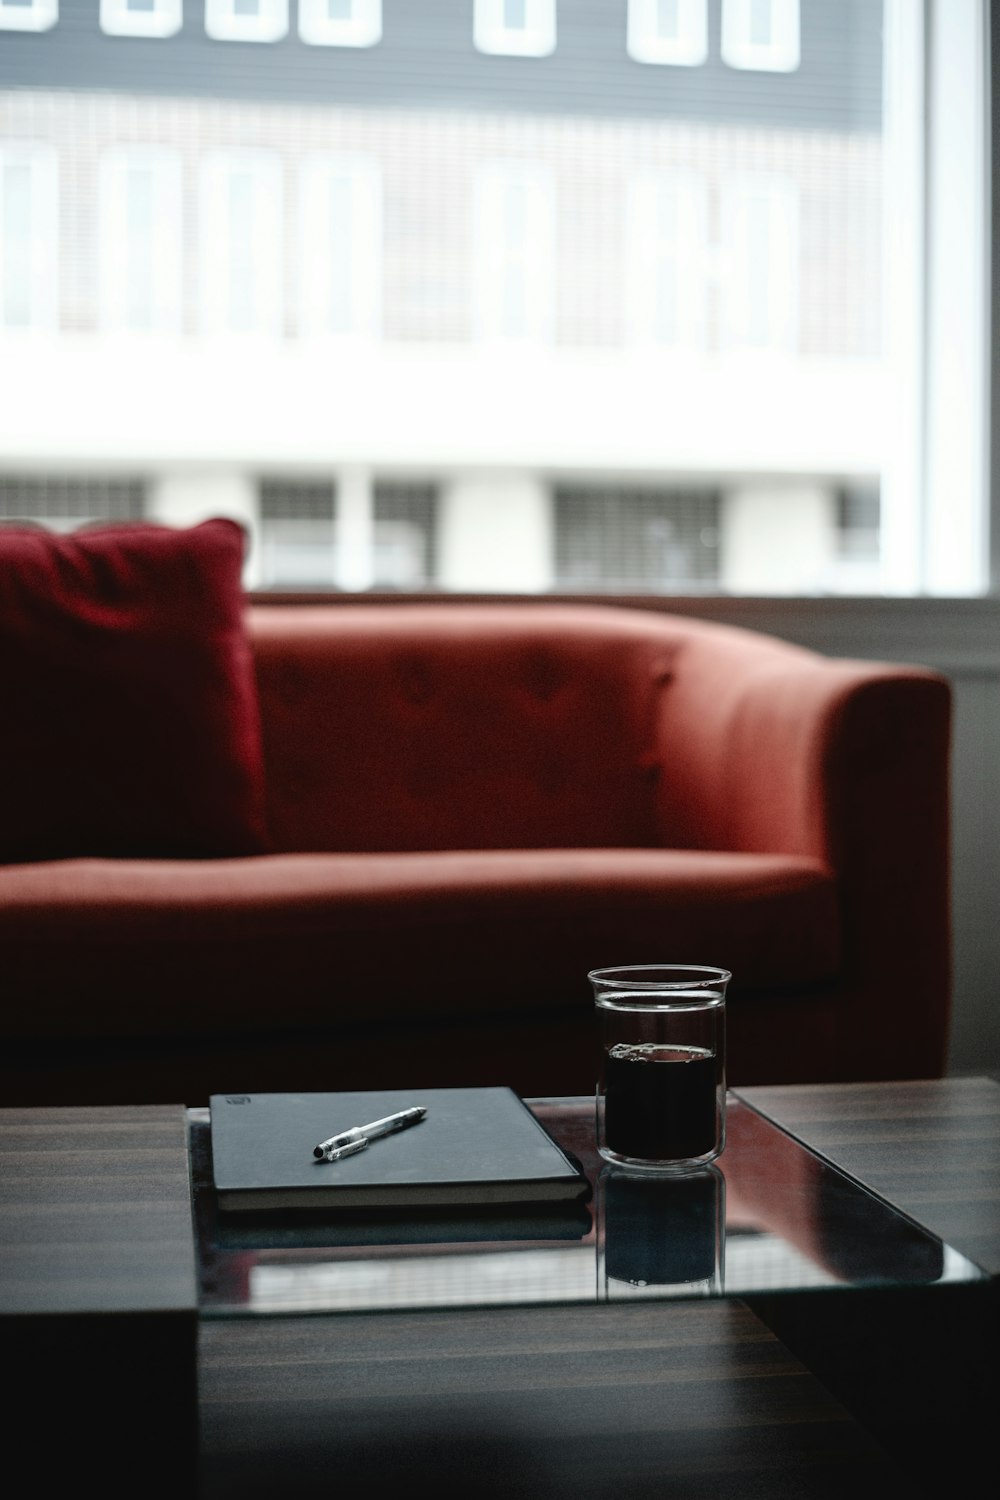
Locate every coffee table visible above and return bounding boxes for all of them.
[192,1079,995,1498]
[3,1078,997,1498]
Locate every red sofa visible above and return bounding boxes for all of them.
[0,599,952,1107]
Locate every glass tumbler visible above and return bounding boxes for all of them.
[590,963,730,1172]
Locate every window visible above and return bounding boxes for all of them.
[474,0,556,58]
[0,0,57,31]
[554,485,720,591]
[719,175,799,352]
[837,483,879,558]
[624,171,708,348]
[199,152,283,337]
[298,0,381,48]
[98,148,183,335]
[257,477,438,589]
[473,162,555,344]
[100,0,183,38]
[373,482,437,588]
[627,0,708,67]
[0,2,989,600]
[204,0,287,44]
[721,0,800,73]
[258,480,336,588]
[297,156,381,340]
[0,144,57,334]
[0,475,145,531]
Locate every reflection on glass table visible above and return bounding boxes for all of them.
[190,1096,985,1318]
[597,1164,725,1301]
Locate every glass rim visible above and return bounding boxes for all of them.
[588,963,731,989]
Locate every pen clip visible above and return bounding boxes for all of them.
[318,1137,369,1164]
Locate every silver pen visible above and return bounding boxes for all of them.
[313,1105,427,1160]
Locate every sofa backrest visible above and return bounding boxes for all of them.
[248,603,677,853]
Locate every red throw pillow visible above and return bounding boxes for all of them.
[0,517,269,862]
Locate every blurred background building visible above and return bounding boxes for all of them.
[1,0,890,593]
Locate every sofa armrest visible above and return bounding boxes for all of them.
[652,621,952,1077]
[653,625,950,862]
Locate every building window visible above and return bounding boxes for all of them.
[257,477,437,589]
[100,0,183,38]
[373,481,437,588]
[473,0,555,58]
[626,0,708,67]
[258,480,336,588]
[204,0,287,44]
[199,152,283,338]
[298,0,380,48]
[0,475,145,531]
[830,480,880,591]
[719,175,799,352]
[721,0,800,73]
[98,148,182,335]
[297,156,381,340]
[0,144,57,334]
[0,0,57,31]
[554,485,720,591]
[837,482,880,559]
[624,170,708,348]
[473,162,555,344]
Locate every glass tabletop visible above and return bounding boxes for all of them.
[190,1093,986,1318]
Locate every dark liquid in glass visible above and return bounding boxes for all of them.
[604,1043,718,1160]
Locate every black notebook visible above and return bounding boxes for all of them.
[209,1087,591,1213]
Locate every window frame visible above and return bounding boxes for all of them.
[626,0,709,68]
[100,0,183,39]
[0,0,57,31]
[881,0,990,596]
[204,0,288,44]
[624,168,710,349]
[473,0,556,59]
[472,159,556,346]
[97,145,184,337]
[0,142,58,335]
[721,0,800,74]
[718,173,800,354]
[297,154,382,342]
[198,150,284,339]
[298,0,381,48]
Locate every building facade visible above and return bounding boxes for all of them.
[0,0,885,593]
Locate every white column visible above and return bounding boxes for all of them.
[719,483,835,595]
[333,466,375,591]
[146,470,260,586]
[438,472,553,592]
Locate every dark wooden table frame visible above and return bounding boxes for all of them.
[3,1077,997,1498]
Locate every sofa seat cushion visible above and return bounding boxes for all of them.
[0,849,839,1040]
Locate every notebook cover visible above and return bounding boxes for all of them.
[209,1086,592,1213]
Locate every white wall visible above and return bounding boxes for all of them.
[720,483,835,593]
[438,472,554,592]
[149,470,261,582]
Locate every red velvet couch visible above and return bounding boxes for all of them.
[0,599,952,1107]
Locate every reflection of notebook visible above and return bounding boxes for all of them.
[212,1201,594,1251]
[210,1086,592,1214]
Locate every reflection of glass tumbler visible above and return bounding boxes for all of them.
[598,1164,725,1300]
[590,964,730,1171]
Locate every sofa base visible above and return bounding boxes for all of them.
[0,985,875,1109]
